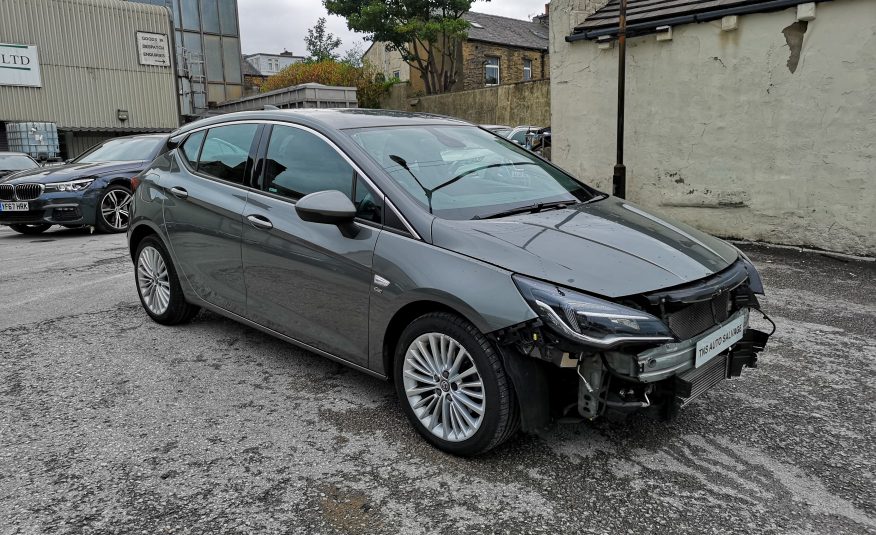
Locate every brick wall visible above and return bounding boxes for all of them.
[459,41,549,91]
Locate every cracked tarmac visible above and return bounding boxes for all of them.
[0,225,874,534]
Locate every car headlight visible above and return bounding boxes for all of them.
[730,244,765,294]
[513,275,675,349]
[45,178,95,192]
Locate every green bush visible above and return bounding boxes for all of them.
[260,60,395,108]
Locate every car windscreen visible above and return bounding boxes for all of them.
[0,154,38,170]
[76,137,164,163]
[346,125,597,220]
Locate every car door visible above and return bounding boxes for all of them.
[163,123,261,316]
[241,123,383,367]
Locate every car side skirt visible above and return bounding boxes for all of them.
[189,296,389,381]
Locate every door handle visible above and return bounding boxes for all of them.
[246,214,273,230]
[170,187,188,199]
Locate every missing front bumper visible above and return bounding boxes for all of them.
[576,309,772,419]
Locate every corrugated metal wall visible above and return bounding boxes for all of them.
[66,132,117,158]
[0,0,179,130]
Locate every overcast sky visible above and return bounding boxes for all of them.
[239,0,547,56]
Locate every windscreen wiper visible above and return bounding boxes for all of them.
[430,162,538,197]
[473,200,576,220]
[389,154,435,213]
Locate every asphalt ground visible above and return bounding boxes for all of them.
[0,225,874,534]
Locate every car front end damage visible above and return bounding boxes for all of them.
[492,257,773,428]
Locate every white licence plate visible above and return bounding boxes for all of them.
[0,201,29,212]
[695,311,748,368]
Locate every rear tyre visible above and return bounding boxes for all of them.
[95,184,132,233]
[9,224,52,235]
[394,312,519,456]
[135,235,200,325]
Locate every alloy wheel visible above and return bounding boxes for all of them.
[100,189,132,230]
[402,332,486,442]
[137,246,171,315]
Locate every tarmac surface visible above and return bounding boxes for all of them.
[0,225,874,534]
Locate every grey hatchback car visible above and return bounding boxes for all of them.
[128,109,772,455]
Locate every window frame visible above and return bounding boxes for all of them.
[484,57,500,86]
[170,119,420,239]
[523,59,532,81]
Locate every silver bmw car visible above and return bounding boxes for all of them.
[128,109,772,456]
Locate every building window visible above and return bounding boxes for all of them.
[392,70,400,80]
[523,59,532,81]
[180,0,199,31]
[200,0,220,34]
[484,57,499,86]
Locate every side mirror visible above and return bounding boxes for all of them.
[295,190,358,237]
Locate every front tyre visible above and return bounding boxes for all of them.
[95,184,132,233]
[135,236,199,325]
[394,312,519,456]
[9,224,52,235]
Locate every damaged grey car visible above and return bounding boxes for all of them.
[128,110,772,456]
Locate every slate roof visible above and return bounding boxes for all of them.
[464,12,549,51]
[574,0,813,38]
[240,56,263,78]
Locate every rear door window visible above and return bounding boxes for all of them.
[180,131,205,168]
[197,124,259,184]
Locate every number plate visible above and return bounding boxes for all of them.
[0,201,29,212]
[695,311,748,368]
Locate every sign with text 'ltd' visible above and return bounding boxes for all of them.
[0,43,41,87]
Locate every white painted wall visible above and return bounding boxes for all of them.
[550,0,876,256]
[246,54,303,76]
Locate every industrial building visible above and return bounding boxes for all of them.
[133,0,244,118]
[0,0,179,159]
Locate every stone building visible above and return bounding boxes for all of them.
[363,44,411,83]
[550,0,875,256]
[366,11,550,94]
[457,11,550,91]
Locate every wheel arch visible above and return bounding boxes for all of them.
[106,176,133,189]
[380,299,481,381]
[128,221,165,261]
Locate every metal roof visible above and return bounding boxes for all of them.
[572,0,817,39]
[464,12,549,51]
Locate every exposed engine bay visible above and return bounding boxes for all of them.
[492,258,774,430]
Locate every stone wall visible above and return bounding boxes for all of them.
[380,79,550,128]
[550,0,876,256]
[459,41,549,91]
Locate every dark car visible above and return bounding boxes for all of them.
[0,152,40,180]
[128,110,772,456]
[0,134,167,235]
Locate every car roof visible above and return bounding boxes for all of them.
[0,151,34,157]
[172,108,473,137]
[110,133,168,140]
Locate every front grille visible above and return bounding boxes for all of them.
[677,353,728,407]
[15,183,43,201]
[0,184,13,201]
[666,292,732,340]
